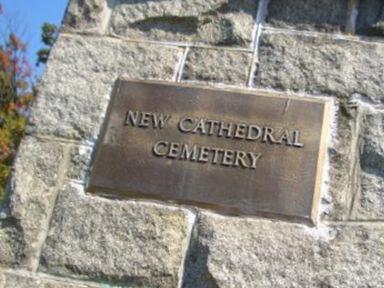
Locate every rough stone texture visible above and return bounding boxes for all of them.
[40,183,191,287]
[0,219,24,268]
[62,0,111,34]
[359,111,384,178]
[256,32,384,104]
[182,48,252,85]
[67,145,93,182]
[3,1,384,287]
[0,138,64,269]
[352,110,384,219]
[355,173,384,218]
[109,0,258,47]
[29,34,181,140]
[266,0,349,32]
[1,272,98,288]
[321,102,359,220]
[183,213,384,288]
[356,0,384,36]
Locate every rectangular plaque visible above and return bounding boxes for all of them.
[88,79,330,224]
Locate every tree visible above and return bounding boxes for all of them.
[36,23,58,66]
[0,4,34,198]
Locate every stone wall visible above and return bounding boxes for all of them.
[0,0,383,287]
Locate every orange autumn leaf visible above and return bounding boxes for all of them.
[0,50,10,69]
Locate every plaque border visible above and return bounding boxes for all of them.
[87,78,332,226]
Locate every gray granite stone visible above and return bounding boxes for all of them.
[320,104,383,222]
[356,0,384,36]
[0,272,4,288]
[322,102,358,220]
[0,137,64,270]
[351,110,384,219]
[266,0,349,32]
[0,219,25,268]
[354,173,384,219]
[183,213,384,288]
[40,183,192,288]
[62,0,112,34]
[29,34,181,140]
[182,48,252,85]
[256,32,384,104]
[359,111,384,178]
[110,0,258,47]
[1,272,98,288]
[67,145,93,182]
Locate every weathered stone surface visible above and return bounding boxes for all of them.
[322,102,358,220]
[352,110,384,219]
[359,111,384,178]
[256,32,384,104]
[40,183,191,287]
[355,173,384,219]
[110,0,258,47]
[67,145,93,182]
[1,272,98,288]
[62,0,111,34]
[0,272,4,288]
[182,48,252,85]
[356,0,384,36]
[320,104,384,221]
[266,0,349,32]
[0,219,24,268]
[29,34,181,140]
[0,137,64,270]
[183,213,384,288]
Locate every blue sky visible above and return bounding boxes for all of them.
[1,0,68,76]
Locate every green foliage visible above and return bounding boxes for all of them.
[0,4,35,200]
[36,23,58,66]
[41,23,58,46]
[36,48,51,65]
[0,12,56,200]
[0,109,28,197]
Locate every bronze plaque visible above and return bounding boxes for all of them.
[88,79,330,224]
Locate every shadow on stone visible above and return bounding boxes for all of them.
[356,0,384,36]
[360,112,384,178]
[0,184,27,268]
[0,216,26,268]
[182,221,219,288]
[266,0,348,32]
[111,0,257,46]
[131,16,199,35]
